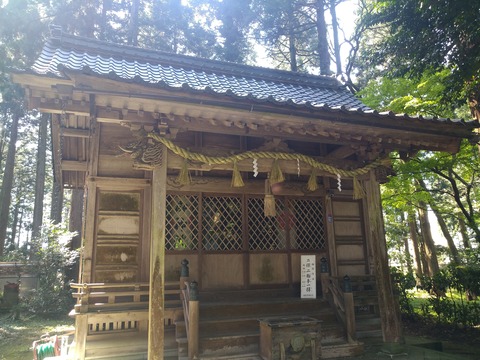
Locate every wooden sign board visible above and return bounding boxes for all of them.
[301,255,316,299]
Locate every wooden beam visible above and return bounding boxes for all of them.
[61,128,90,138]
[29,97,90,116]
[148,146,167,360]
[61,160,88,171]
[325,145,357,160]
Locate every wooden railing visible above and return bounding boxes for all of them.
[321,273,356,342]
[70,282,150,360]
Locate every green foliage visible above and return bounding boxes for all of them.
[23,223,78,316]
[391,268,416,315]
[402,264,480,327]
[357,0,480,106]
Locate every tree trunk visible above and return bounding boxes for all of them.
[401,212,413,274]
[417,178,460,264]
[408,211,423,279]
[9,198,21,250]
[287,2,298,72]
[329,0,342,75]
[32,115,48,241]
[0,110,20,256]
[432,207,460,264]
[417,201,440,276]
[458,217,471,249]
[68,188,84,282]
[99,0,110,40]
[16,206,24,248]
[316,0,331,75]
[129,0,139,46]
[0,124,5,170]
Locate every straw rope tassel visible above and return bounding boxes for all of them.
[269,159,285,185]
[264,178,276,217]
[231,161,245,188]
[177,159,192,185]
[307,167,319,192]
[353,176,366,200]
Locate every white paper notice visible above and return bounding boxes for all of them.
[301,255,316,299]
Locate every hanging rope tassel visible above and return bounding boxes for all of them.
[176,159,191,185]
[307,167,318,191]
[269,159,285,185]
[353,176,366,200]
[231,161,245,188]
[264,179,276,217]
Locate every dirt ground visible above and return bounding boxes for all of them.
[1,313,479,360]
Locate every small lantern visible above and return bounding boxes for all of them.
[320,257,328,273]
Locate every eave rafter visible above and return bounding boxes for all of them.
[28,93,461,155]
[20,73,465,155]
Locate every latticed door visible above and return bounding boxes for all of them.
[165,192,327,289]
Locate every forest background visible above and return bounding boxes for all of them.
[0,0,479,309]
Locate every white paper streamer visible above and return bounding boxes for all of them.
[253,158,258,177]
[337,173,342,191]
[297,158,300,177]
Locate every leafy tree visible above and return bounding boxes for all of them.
[211,0,254,63]
[24,223,78,315]
[359,70,480,270]
[356,0,480,116]
[252,0,335,73]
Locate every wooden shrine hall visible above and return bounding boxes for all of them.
[12,31,479,360]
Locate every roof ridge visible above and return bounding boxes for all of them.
[50,32,343,89]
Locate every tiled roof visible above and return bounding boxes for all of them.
[30,33,369,111]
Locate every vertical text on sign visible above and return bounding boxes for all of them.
[301,255,316,299]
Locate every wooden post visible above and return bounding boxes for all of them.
[343,275,356,342]
[364,170,403,343]
[323,182,338,277]
[180,259,190,290]
[188,281,199,360]
[148,145,168,360]
[74,314,88,360]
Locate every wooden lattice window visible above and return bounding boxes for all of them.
[202,195,243,251]
[165,194,199,250]
[166,193,326,252]
[290,198,326,250]
[248,197,286,250]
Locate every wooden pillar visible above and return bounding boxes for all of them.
[364,170,403,343]
[148,145,167,360]
[188,281,199,359]
[323,177,338,277]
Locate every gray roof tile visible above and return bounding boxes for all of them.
[31,35,370,111]
[22,34,479,130]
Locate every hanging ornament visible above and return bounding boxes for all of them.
[297,158,300,177]
[177,159,192,185]
[253,158,259,177]
[269,159,285,185]
[264,178,276,217]
[337,173,342,192]
[307,168,318,191]
[231,161,245,188]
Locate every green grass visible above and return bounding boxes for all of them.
[0,313,74,360]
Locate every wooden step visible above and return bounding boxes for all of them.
[322,341,364,359]
[199,297,332,320]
